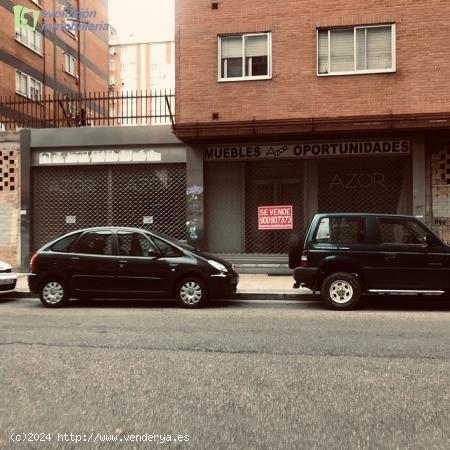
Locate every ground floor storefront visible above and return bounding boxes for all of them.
[2,127,447,270]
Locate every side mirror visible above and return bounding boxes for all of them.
[146,249,160,258]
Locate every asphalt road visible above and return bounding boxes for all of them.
[0,296,449,450]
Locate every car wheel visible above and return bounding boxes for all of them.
[39,278,70,308]
[176,278,208,308]
[288,232,303,269]
[321,272,362,310]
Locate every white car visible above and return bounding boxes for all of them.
[0,261,17,295]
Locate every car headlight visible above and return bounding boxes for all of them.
[208,260,228,273]
[0,261,12,272]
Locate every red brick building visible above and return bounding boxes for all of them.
[0,0,109,126]
[174,0,450,262]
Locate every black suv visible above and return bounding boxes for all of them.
[290,213,449,309]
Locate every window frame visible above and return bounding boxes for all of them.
[64,52,77,77]
[313,216,367,245]
[15,70,42,101]
[218,32,272,82]
[316,23,396,77]
[15,27,43,56]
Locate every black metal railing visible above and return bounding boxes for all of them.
[0,90,175,130]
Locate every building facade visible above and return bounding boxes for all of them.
[109,32,175,125]
[0,0,109,127]
[174,0,450,264]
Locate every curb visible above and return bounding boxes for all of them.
[6,291,315,301]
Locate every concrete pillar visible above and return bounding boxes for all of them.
[185,146,205,250]
[411,135,426,220]
[20,129,31,270]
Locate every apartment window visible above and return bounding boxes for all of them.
[62,6,77,37]
[64,53,77,76]
[15,70,42,101]
[317,24,395,75]
[15,28,43,55]
[219,32,271,81]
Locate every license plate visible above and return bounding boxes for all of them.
[0,279,14,285]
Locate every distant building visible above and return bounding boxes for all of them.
[109,31,175,124]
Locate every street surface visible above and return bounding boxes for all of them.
[0,296,449,449]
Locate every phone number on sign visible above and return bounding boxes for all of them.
[259,216,292,225]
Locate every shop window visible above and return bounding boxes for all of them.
[219,32,271,81]
[317,24,395,75]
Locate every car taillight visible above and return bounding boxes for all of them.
[300,255,308,267]
[30,253,38,273]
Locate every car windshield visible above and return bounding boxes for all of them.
[146,230,197,252]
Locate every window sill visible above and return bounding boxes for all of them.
[317,69,396,77]
[64,70,78,79]
[218,75,272,83]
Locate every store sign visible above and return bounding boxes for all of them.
[35,148,162,165]
[258,205,293,230]
[205,140,410,161]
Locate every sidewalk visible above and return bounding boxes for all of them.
[13,273,312,300]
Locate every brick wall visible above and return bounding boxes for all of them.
[431,142,450,243]
[176,0,450,124]
[0,132,20,268]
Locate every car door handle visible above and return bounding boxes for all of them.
[428,262,443,267]
[169,263,178,271]
[118,260,127,268]
[71,256,80,261]
[384,254,397,261]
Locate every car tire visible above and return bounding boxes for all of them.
[176,278,208,308]
[288,232,303,269]
[321,272,362,310]
[39,278,70,308]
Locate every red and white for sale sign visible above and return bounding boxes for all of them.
[258,205,293,230]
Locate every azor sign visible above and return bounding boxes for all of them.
[258,205,293,230]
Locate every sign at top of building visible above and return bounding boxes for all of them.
[204,140,410,161]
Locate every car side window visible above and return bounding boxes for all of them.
[315,217,366,244]
[379,219,427,245]
[117,232,159,257]
[150,235,183,257]
[50,233,82,253]
[73,231,113,255]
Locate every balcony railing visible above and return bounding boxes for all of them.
[0,90,175,130]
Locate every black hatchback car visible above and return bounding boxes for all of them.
[29,228,239,308]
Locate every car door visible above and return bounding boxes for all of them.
[69,230,118,295]
[370,218,431,290]
[115,230,172,296]
[422,236,450,291]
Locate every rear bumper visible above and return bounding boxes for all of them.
[293,267,319,290]
[207,272,239,298]
[0,273,18,294]
[28,274,42,293]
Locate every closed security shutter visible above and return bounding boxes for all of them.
[32,164,186,250]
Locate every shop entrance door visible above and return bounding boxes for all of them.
[245,163,303,254]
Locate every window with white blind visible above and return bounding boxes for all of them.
[15,70,42,101]
[64,53,77,76]
[219,32,271,81]
[15,27,43,55]
[317,24,395,75]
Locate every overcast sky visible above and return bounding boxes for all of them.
[108,0,174,43]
